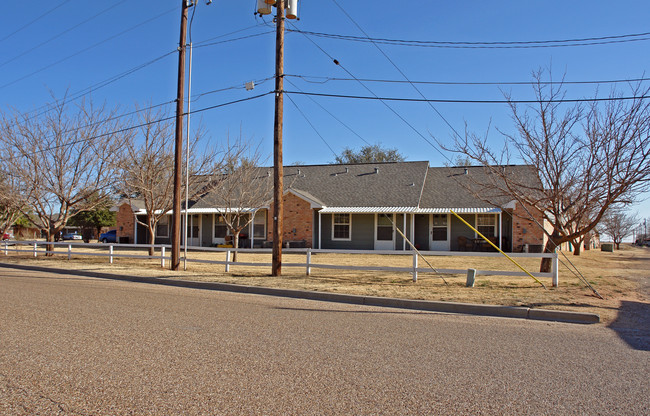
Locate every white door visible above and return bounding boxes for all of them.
[186,215,201,247]
[429,214,450,251]
[374,214,395,250]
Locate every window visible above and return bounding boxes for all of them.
[214,215,227,238]
[332,213,351,240]
[157,216,169,238]
[477,214,496,237]
[431,214,447,241]
[253,212,266,238]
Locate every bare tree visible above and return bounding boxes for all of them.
[0,170,28,237]
[600,208,638,250]
[115,106,220,255]
[448,71,650,271]
[0,97,128,246]
[196,137,271,261]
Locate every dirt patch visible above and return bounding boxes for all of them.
[2,243,648,325]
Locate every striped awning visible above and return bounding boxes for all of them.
[318,207,501,214]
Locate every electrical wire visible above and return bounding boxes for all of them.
[285,74,650,87]
[193,30,274,49]
[285,93,339,158]
[0,0,73,43]
[284,90,650,104]
[0,0,129,70]
[288,28,650,49]
[287,21,450,162]
[7,50,177,128]
[285,78,370,145]
[0,92,273,162]
[331,0,462,151]
[0,6,177,91]
[193,23,269,47]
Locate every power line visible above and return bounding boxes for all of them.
[193,23,269,47]
[0,92,273,162]
[285,78,370,145]
[0,6,177,91]
[285,74,650,87]
[286,21,449,162]
[0,0,74,43]
[288,28,650,49]
[285,93,339,158]
[285,90,650,104]
[331,0,461,151]
[193,30,274,49]
[8,50,177,127]
[0,0,129,70]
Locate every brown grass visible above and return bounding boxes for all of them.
[2,243,648,325]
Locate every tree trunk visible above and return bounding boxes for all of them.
[232,231,240,262]
[573,240,582,256]
[539,238,556,273]
[147,227,155,257]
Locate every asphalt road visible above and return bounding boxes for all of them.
[1,267,648,415]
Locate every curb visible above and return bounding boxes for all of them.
[0,262,600,324]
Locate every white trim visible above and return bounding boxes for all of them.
[156,215,170,238]
[374,213,395,250]
[331,213,352,241]
[318,211,322,249]
[319,206,501,214]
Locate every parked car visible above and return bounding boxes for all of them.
[62,232,83,241]
[99,230,117,243]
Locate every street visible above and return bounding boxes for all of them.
[1,267,648,415]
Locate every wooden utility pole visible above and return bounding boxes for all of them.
[172,0,189,271]
[272,0,285,276]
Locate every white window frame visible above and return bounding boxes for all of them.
[156,215,169,238]
[476,214,497,237]
[213,214,228,239]
[431,214,448,241]
[253,211,266,239]
[331,213,352,241]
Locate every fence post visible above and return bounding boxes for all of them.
[161,246,166,268]
[33,242,37,258]
[68,244,72,260]
[412,251,418,282]
[109,244,114,264]
[225,250,231,272]
[552,253,559,287]
[306,248,311,276]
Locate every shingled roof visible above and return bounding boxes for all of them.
[187,161,537,212]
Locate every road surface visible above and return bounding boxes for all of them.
[1,267,648,415]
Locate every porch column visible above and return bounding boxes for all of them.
[498,212,502,249]
[251,211,255,249]
[318,211,322,249]
[410,213,415,251]
[403,214,406,251]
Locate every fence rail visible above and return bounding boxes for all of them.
[2,240,559,286]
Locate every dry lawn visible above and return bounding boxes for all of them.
[2,243,648,325]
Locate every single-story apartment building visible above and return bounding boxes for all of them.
[115,162,547,252]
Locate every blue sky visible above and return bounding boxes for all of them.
[1,0,649,221]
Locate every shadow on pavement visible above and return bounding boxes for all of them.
[608,300,650,351]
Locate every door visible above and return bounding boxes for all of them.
[374,213,395,250]
[429,214,450,251]
[185,214,200,247]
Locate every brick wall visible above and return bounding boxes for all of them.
[509,202,545,252]
[267,192,313,247]
[116,203,135,244]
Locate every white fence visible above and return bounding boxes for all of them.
[2,241,559,287]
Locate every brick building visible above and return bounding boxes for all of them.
[115,162,546,252]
